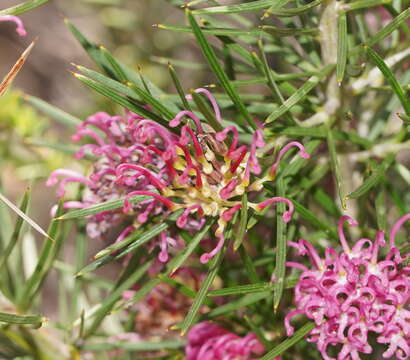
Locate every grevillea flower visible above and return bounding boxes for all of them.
[186,321,265,360]
[47,89,309,263]
[285,215,410,360]
[0,16,27,36]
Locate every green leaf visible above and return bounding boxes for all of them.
[292,200,338,239]
[0,0,49,15]
[205,292,270,318]
[65,19,179,113]
[208,278,297,297]
[0,190,30,273]
[261,25,318,37]
[265,65,334,123]
[336,12,348,84]
[167,63,192,110]
[273,177,287,311]
[180,234,226,335]
[115,219,214,312]
[82,339,185,352]
[346,153,395,200]
[84,260,153,338]
[345,0,390,11]
[73,73,169,127]
[24,95,82,127]
[0,312,45,328]
[58,194,151,220]
[233,194,248,250]
[260,322,315,360]
[77,212,181,276]
[263,0,322,17]
[187,10,257,130]
[0,191,50,241]
[365,46,410,116]
[190,91,224,132]
[156,24,262,37]
[17,202,65,311]
[350,8,410,54]
[192,0,276,14]
[327,127,346,209]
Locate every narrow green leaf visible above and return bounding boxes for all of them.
[233,194,248,250]
[273,177,287,311]
[156,24,262,37]
[208,279,297,297]
[346,153,395,200]
[365,46,410,116]
[127,81,176,120]
[261,25,318,37]
[205,292,270,318]
[255,42,293,124]
[84,260,152,338]
[83,339,185,352]
[292,200,338,239]
[180,240,226,335]
[0,190,30,273]
[58,195,151,220]
[345,0,390,11]
[24,95,82,127]
[100,46,127,82]
[327,127,346,209]
[77,213,179,276]
[375,186,387,231]
[337,12,348,84]
[0,0,49,15]
[190,91,224,132]
[17,202,65,311]
[260,322,315,360]
[238,244,260,283]
[265,65,334,123]
[187,10,256,129]
[0,192,50,240]
[264,0,322,17]
[192,0,275,14]
[115,219,214,312]
[350,9,410,54]
[0,312,45,327]
[168,63,192,110]
[73,73,169,127]
[75,65,176,121]
[65,19,180,113]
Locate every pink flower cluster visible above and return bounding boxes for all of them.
[47,88,309,263]
[0,15,27,36]
[186,321,265,359]
[285,215,410,360]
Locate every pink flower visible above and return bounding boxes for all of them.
[285,215,410,360]
[0,16,27,36]
[47,89,309,263]
[186,322,265,360]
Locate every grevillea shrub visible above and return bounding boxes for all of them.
[0,1,409,360]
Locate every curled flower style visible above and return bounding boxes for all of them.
[0,16,27,36]
[186,321,265,360]
[47,89,309,263]
[285,215,410,360]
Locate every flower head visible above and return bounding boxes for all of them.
[47,89,309,263]
[186,321,265,360]
[285,215,410,360]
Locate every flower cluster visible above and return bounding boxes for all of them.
[0,15,27,36]
[186,321,265,360]
[47,88,309,263]
[285,215,410,360]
